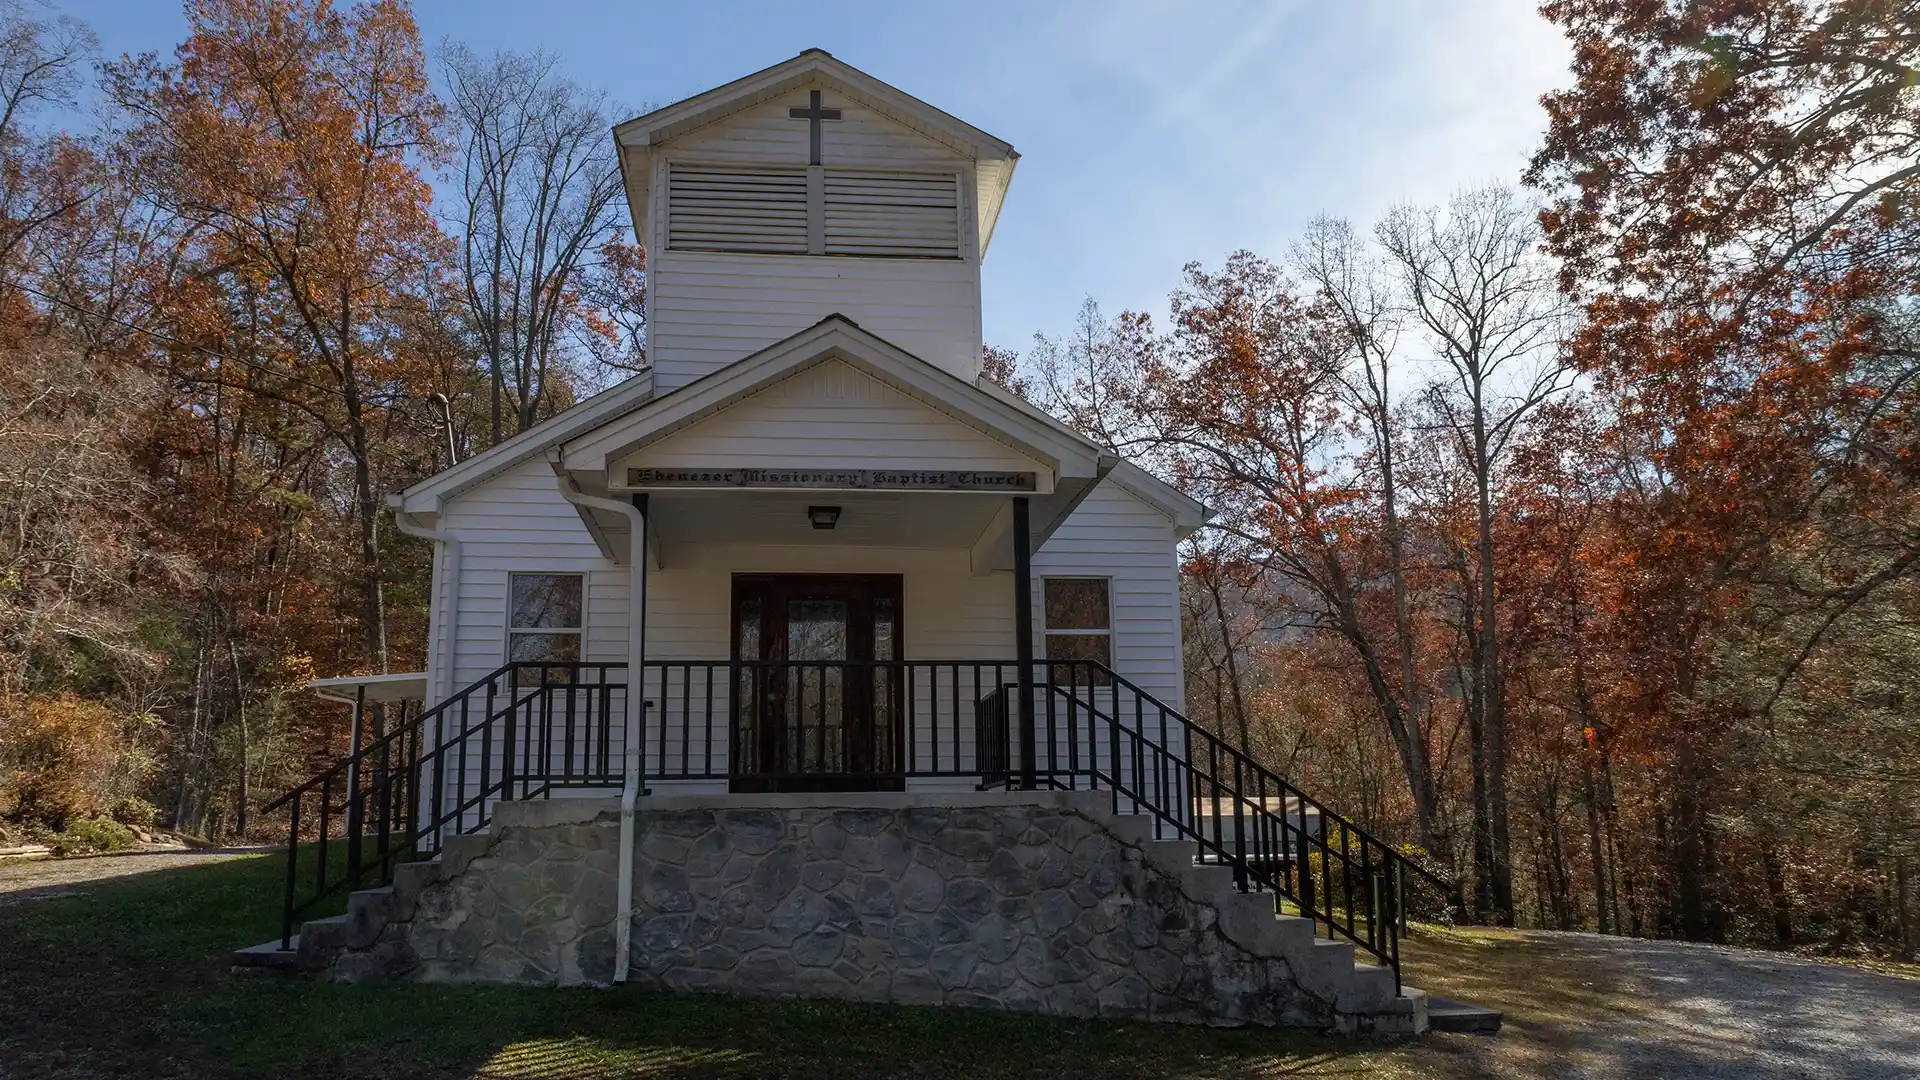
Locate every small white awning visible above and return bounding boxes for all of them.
[308,672,429,705]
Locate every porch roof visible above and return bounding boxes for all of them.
[308,672,429,705]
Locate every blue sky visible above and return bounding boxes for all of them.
[65,0,1570,351]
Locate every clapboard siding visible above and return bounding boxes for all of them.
[430,467,1184,712]
[1032,483,1187,712]
[436,459,630,691]
[649,251,981,389]
[423,467,1184,803]
[621,359,1039,474]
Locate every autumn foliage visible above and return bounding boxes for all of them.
[0,0,1912,956]
[0,0,635,842]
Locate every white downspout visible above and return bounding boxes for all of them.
[391,509,462,706]
[553,470,646,986]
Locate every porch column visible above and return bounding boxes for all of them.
[630,493,649,792]
[1013,496,1036,790]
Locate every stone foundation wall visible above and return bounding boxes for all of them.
[320,792,1417,1032]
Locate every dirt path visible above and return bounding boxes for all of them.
[0,849,264,908]
[1403,928,1920,1080]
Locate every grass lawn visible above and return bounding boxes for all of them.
[0,852,1610,1079]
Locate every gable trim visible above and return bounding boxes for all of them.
[614,50,1015,163]
[390,373,657,517]
[560,316,1101,480]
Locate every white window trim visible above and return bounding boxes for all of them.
[504,570,589,666]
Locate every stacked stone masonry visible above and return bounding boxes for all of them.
[308,792,1425,1034]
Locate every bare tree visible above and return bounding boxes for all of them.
[1293,215,1445,858]
[443,43,626,442]
[1378,184,1572,924]
[0,0,98,268]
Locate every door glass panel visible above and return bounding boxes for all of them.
[736,598,761,774]
[788,600,847,660]
[873,598,895,661]
[787,600,846,773]
[871,596,896,775]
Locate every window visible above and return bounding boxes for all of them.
[509,573,583,682]
[1043,577,1110,684]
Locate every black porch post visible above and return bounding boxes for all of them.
[632,493,649,794]
[1013,496,1036,790]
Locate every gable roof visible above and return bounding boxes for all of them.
[389,374,657,517]
[612,49,1020,257]
[558,315,1097,478]
[973,377,1210,535]
[392,316,1209,535]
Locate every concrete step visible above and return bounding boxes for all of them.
[346,886,397,948]
[1427,994,1503,1034]
[229,937,301,970]
[295,914,350,970]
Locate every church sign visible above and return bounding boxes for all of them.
[627,467,1037,492]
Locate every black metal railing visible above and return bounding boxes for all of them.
[261,663,631,947]
[265,658,1449,985]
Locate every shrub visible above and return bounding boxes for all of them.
[109,795,160,829]
[49,816,138,856]
[0,693,122,830]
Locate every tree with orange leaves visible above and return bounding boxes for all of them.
[1530,0,1920,940]
[107,0,450,673]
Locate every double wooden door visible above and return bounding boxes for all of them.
[731,574,904,791]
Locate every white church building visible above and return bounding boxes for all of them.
[254,51,1442,1035]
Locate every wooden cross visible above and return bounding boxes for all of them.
[788,90,842,166]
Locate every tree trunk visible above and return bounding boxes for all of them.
[1473,421,1514,925]
[1583,758,1611,934]
[1204,569,1252,753]
[1672,737,1716,940]
[1762,843,1794,947]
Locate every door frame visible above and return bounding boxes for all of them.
[729,573,905,792]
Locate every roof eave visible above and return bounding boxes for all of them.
[613,50,1015,163]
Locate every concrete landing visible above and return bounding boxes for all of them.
[231,938,301,970]
[1426,994,1502,1034]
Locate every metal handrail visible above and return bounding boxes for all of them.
[265,658,1451,984]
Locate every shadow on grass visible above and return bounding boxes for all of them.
[0,852,1424,1080]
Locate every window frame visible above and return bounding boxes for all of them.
[505,571,587,679]
[1041,576,1113,685]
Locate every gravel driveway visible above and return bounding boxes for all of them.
[0,849,263,907]
[1412,929,1920,1080]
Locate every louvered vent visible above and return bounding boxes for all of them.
[668,167,808,254]
[824,170,961,258]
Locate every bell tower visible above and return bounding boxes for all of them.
[614,50,1019,392]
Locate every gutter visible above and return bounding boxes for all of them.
[390,508,462,706]
[551,466,647,985]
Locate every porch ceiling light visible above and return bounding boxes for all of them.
[808,505,841,530]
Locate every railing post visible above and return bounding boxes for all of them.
[1012,496,1037,790]
[281,794,301,949]
[1231,754,1247,892]
[501,680,518,803]
[1397,860,1409,936]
